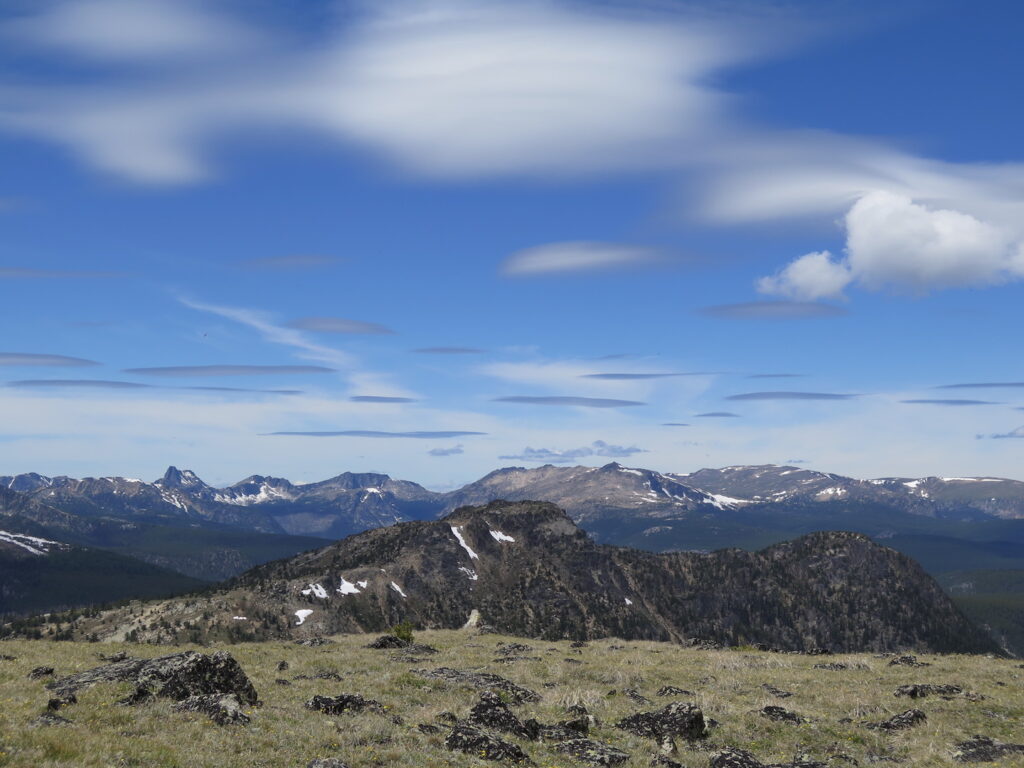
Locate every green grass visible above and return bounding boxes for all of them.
[1,630,1022,768]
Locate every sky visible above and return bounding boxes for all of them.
[2,0,1024,488]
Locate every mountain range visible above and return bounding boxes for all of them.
[3,461,1023,653]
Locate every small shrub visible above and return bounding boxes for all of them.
[391,621,415,643]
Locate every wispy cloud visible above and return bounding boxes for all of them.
[937,382,1024,389]
[493,395,645,408]
[581,372,711,380]
[502,242,663,276]
[413,347,484,355]
[982,426,1024,439]
[662,422,690,426]
[0,267,123,279]
[726,391,857,401]
[901,399,1000,406]
[695,411,740,417]
[0,353,99,367]
[350,395,416,403]
[428,445,464,457]
[499,440,645,464]
[125,364,334,377]
[237,255,340,271]
[286,317,395,335]
[178,297,353,368]
[267,430,486,439]
[7,379,300,394]
[700,301,847,319]
[747,373,805,379]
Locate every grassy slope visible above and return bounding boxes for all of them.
[1,631,1022,768]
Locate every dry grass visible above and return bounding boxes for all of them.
[0,631,1022,768]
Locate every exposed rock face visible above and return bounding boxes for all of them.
[444,724,533,763]
[123,500,998,654]
[48,651,257,705]
[615,702,708,741]
[172,693,251,725]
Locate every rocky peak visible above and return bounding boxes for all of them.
[157,466,207,489]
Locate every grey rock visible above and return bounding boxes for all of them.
[760,705,806,724]
[888,655,929,668]
[28,666,54,679]
[305,694,382,716]
[468,691,534,739]
[761,684,793,698]
[415,667,541,703]
[307,759,351,768]
[868,709,926,731]
[657,686,693,697]
[32,712,72,727]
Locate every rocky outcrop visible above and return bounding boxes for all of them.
[415,667,541,703]
[305,694,382,715]
[48,651,257,705]
[867,709,926,731]
[615,702,708,741]
[552,738,630,766]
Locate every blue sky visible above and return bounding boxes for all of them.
[2,0,1024,487]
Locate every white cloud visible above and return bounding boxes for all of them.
[756,250,851,301]
[0,1,747,183]
[4,0,259,62]
[502,242,661,276]
[759,191,1024,299]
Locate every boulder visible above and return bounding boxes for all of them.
[657,686,693,697]
[444,724,533,763]
[616,702,708,741]
[888,655,928,667]
[710,748,763,768]
[46,693,76,711]
[172,693,251,726]
[48,651,257,705]
[366,635,408,649]
[28,666,54,679]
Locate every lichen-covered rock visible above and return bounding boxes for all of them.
[307,759,351,768]
[894,683,978,700]
[415,667,540,703]
[32,712,73,727]
[868,709,926,731]
[710,748,763,768]
[888,655,929,667]
[554,738,630,766]
[657,686,693,697]
[28,666,54,679]
[468,691,534,739]
[46,693,76,711]
[48,651,257,706]
[760,705,806,724]
[624,688,652,704]
[953,736,1024,762]
[172,693,251,726]
[761,684,793,698]
[444,724,533,763]
[496,643,534,656]
[616,702,708,741]
[366,635,408,649]
[305,693,382,716]
[295,637,332,646]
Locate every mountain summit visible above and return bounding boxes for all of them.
[75,500,1000,654]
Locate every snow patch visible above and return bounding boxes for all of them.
[624,598,633,605]
[708,493,749,509]
[0,530,62,556]
[451,526,479,559]
[337,577,362,595]
[294,609,313,626]
[459,566,479,581]
[489,529,515,543]
[232,616,247,621]
[390,581,407,598]
[357,580,368,589]
[301,583,329,599]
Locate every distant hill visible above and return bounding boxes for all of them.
[50,500,1002,655]
[0,526,204,616]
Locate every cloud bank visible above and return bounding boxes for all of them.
[500,440,645,464]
